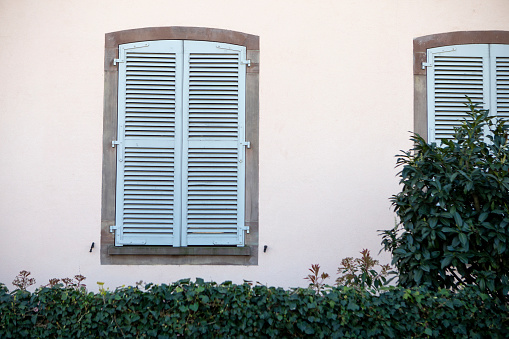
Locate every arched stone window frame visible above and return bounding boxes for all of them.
[101,27,259,265]
[414,31,509,140]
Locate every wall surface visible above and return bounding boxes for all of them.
[1,0,508,290]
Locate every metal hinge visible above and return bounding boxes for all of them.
[112,140,123,162]
[114,43,150,65]
[422,47,457,69]
[422,61,433,69]
[216,44,251,66]
[110,225,118,233]
[240,225,250,234]
[239,140,251,164]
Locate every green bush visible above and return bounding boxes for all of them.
[382,99,509,300]
[1,280,508,338]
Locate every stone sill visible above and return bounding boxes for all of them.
[108,245,251,256]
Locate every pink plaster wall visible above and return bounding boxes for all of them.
[0,0,508,290]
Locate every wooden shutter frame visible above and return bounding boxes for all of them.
[426,44,490,142]
[490,45,509,124]
[115,41,183,246]
[182,41,247,247]
[101,27,259,265]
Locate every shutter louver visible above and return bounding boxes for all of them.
[491,45,509,124]
[182,41,247,246]
[115,41,183,246]
[427,45,490,142]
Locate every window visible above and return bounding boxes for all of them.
[413,31,509,142]
[101,28,259,265]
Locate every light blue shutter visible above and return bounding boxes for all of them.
[490,45,509,124]
[426,44,490,142]
[114,41,183,246]
[181,41,247,246]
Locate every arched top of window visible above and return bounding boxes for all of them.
[414,31,509,75]
[106,26,259,50]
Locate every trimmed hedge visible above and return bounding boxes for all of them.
[1,280,508,338]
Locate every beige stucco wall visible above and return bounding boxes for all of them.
[0,0,508,290]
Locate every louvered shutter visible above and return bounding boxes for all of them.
[491,45,509,124]
[426,44,490,142]
[181,41,247,246]
[114,41,183,246]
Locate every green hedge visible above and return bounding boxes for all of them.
[1,280,508,338]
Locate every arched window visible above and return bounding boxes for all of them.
[101,27,259,265]
[414,31,509,141]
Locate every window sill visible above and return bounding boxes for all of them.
[108,245,251,256]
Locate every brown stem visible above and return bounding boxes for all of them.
[473,193,480,212]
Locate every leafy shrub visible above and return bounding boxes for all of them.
[12,271,35,291]
[305,249,394,294]
[0,280,507,337]
[382,99,509,300]
[336,249,394,291]
[304,264,330,295]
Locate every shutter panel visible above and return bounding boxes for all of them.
[427,44,490,142]
[115,41,183,246]
[491,45,509,124]
[181,41,247,246]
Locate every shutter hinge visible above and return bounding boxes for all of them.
[240,141,251,149]
[240,225,250,234]
[110,225,118,233]
[112,140,123,162]
[114,43,150,65]
[422,47,457,69]
[215,44,251,66]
